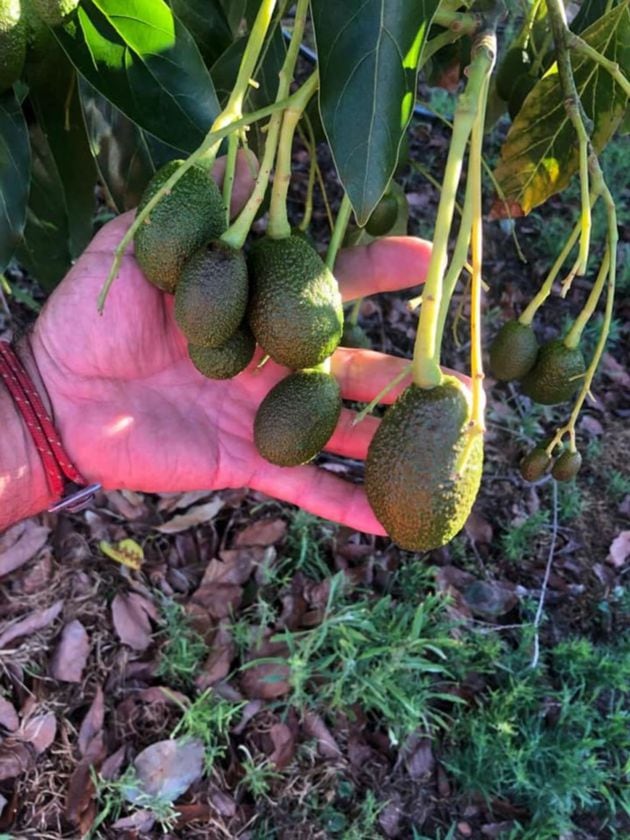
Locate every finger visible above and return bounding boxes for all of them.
[87,210,136,255]
[250,462,386,536]
[335,236,432,302]
[331,347,474,405]
[212,148,259,217]
[324,409,380,459]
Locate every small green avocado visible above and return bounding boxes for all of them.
[521,340,585,405]
[519,446,551,482]
[175,241,248,348]
[489,320,539,381]
[365,376,484,552]
[496,46,531,102]
[188,324,255,380]
[365,192,398,237]
[254,370,342,466]
[134,160,226,294]
[340,322,371,349]
[551,449,582,481]
[0,0,25,93]
[248,235,343,370]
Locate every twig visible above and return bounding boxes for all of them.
[567,32,630,98]
[530,480,558,669]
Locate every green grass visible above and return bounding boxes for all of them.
[606,469,630,502]
[170,689,244,771]
[90,766,179,837]
[154,596,209,687]
[501,509,550,562]
[443,636,630,837]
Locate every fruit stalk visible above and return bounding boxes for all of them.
[267,71,319,239]
[546,0,593,277]
[222,0,312,249]
[297,118,317,231]
[325,194,353,270]
[412,35,495,389]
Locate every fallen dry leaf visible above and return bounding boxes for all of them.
[0,522,50,577]
[235,518,286,547]
[19,712,57,754]
[50,620,90,683]
[268,722,295,769]
[79,687,105,758]
[0,741,35,780]
[404,736,435,780]
[0,696,19,732]
[156,499,224,534]
[101,745,126,781]
[463,580,518,618]
[126,738,205,803]
[191,582,242,621]
[608,531,630,568]
[112,810,156,832]
[240,641,291,700]
[302,712,341,759]
[0,600,63,649]
[111,592,155,651]
[196,624,235,690]
[465,510,493,545]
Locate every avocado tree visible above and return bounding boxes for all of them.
[0,0,628,550]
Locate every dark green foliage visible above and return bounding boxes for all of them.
[175,240,248,347]
[496,46,532,102]
[508,73,537,120]
[254,370,342,466]
[248,235,343,370]
[134,160,226,294]
[365,377,483,551]
[188,323,255,380]
[521,340,586,405]
[489,320,539,381]
[0,1,25,93]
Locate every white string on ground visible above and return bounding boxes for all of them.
[530,479,559,669]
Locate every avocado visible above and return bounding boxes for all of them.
[248,235,343,370]
[365,191,398,237]
[489,320,539,381]
[188,323,255,380]
[30,0,78,25]
[0,0,25,92]
[508,73,537,120]
[340,321,371,349]
[365,376,484,551]
[254,370,342,466]
[552,449,582,481]
[519,446,551,482]
[521,339,585,405]
[134,160,226,294]
[175,241,248,348]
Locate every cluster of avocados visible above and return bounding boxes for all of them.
[134,160,344,468]
[489,320,586,481]
[0,0,79,93]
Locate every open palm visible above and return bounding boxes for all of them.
[30,167,431,534]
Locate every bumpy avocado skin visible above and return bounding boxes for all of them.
[254,370,342,466]
[0,0,25,92]
[489,320,539,381]
[365,377,484,552]
[175,241,248,348]
[248,235,343,370]
[134,160,226,294]
[30,0,78,25]
[188,324,255,380]
[521,339,585,405]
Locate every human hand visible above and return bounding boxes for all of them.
[30,157,432,534]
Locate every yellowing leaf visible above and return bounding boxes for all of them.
[493,2,630,214]
[99,538,144,570]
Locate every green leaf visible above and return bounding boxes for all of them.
[0,90,30,273]
[17,124,72,292]
[312,0,439,225]
[168,0,232,67]
[54,0,220,153]
[25,29,96,259]
[571,0,619,35]
[494,2,630,215]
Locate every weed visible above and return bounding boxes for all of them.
[90,766,179,837]
[275,510,334,583]
[557,480,583,520]
[501,510,550,562]
[443,635,630,836]
[170,689,244,771]
[237,746,283,799]
[586,437,604,461]
[155,596,208,687]
[606,469,630,502]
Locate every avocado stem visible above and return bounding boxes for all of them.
[352,365,413,426]
[297,117,317,231]
[199,0,278,167]
[411,36,495,390]
[564,244,609,349]
[325,194,353,270]
[267,72,318,238]
[222,131,240,226]
[519,191,599,327]
[223,0,312,248]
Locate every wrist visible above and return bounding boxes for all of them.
[0,336,54,531]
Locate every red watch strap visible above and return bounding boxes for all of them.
[0,339,88,501]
